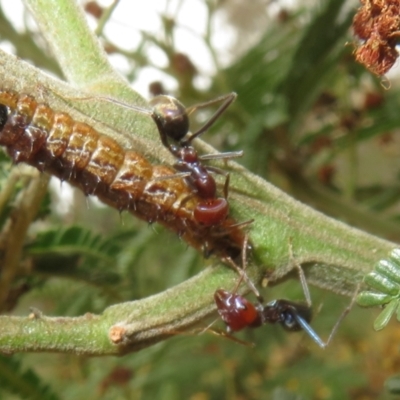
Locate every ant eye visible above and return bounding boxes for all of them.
[283,313,297,329]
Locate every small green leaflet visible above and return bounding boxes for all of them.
[357,248,400,330]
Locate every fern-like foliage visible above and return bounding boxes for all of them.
[27,226,123,286]
[0,355,59,400]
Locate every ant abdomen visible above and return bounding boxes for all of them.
[214,289,262,332]
[194,198,229,226]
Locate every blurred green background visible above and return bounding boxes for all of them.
[1,0,400,399]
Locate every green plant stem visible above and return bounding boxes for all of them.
[0,168,21,215]
[0,6,62,77]
[0,267,234,355]
[24,0,121,90]
[0,173,49,307]
[95,0,121,36]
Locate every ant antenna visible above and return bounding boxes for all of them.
[288,239,359,348]
[183,93,237,145]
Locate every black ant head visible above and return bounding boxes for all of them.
[150,95,189,143]
[263,300,312,332]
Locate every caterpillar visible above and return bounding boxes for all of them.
[0,90,247,261]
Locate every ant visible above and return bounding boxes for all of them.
[149,93,242,227]
[89,92,242,227]
[214,242,358,348]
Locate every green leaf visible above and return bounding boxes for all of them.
[385,375,400,395]
[364,272,400,296]
[356,291,392,307]
[373,299,399,331]
[280,0,353,128]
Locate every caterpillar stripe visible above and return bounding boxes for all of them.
[0,90,245,260]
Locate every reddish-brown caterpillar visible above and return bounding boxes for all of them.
[0,90,247,261]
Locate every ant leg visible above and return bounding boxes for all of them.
[150,171,191,183]
[324,284,360,346]
[293,284,360,349]
[222,219,254,231]
[288,238,311,306]
[199,151,243,162]
[288,239,360,348]
[223,173,230,200]
[208,219,254,240]
[58,93,152,116]
[194,317,254,346]
[206,327,254,347]
[223,234,263,302]
[184,93,237,144]
[185,93,236,118]
[162,323,252,346]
